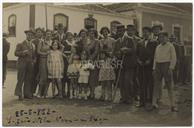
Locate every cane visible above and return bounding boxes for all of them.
[112,55,125,103]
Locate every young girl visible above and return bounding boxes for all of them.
[67,55,80,99]
[78,51,94,100]
[46,39,64,98]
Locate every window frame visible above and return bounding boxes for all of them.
[172,24,183,42]
[84,15,97,30]
[8,14,17,37]
[53,13,69,30]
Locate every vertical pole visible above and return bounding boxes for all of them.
[45,4,48,30]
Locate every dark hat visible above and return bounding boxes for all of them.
[117,24,125,30]
[100,27,110,35]
[169,34,176,39]
[24,29,35,34]
[158,32,168,37]
[143,27,152,33]
[127,24,135,29]
[152,24,163,31]
[35,27,44,33]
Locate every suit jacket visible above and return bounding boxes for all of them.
[136,39,157,68]
[113,35,136,69]
[3,38,10,62]
[15,40,36,63]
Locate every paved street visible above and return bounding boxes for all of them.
[2,70,192,126]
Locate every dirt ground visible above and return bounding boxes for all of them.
[2,70,192,126]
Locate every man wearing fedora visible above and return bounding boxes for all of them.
[56,23,67,43]
[3,33,10,88]
[136,27,157,108]
[152,32,178,112]
[113,25,136,104]
[14,29,36,100]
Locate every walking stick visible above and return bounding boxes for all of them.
[112,55,125,103]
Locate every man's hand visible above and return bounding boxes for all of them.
[152,70,156,76]
[168,68,173,75]
[145,60,150,65]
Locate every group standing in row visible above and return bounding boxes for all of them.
[12,23,185,112]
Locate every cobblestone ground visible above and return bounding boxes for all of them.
[2,70,192,126]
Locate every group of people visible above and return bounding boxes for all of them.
[6,22,187,112]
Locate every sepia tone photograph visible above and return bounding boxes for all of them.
[2,2,192,126]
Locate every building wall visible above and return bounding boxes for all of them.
[142,12,192,42]
[35,4,133,33]
[3,4,30,61]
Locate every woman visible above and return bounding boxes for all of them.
[37,29,52,98]
[98,27,116,101]
[85,28,100,99]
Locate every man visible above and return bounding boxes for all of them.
[56,23,66,43]
[14,30,36,100]
[152,32,178,112]
[136,27,157,108]
[169,34,179,85]
[3,33,10,88]
[126,24,141,101]
[31,27,44,95]
[151,24,163,42]
[113,25,136,104]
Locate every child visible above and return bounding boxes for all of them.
[67,55,80,99]
[78,51,94,100]
[98,50,116,102]
[46,39,64,98]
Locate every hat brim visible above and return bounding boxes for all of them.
[24,30,35,34]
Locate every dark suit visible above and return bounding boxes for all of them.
[3,38,10,85]
[136,39,157,105]
[14,40,36,98]
[61,40,72,97]
[31,38,42,93]
[113,35,136,103]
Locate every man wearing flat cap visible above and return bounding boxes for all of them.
[31,27,45,95]
[14,29,36,100]
[136,27,157,108]
[152,32,178,112]
[113,25,136,104]
[3,33,10,88]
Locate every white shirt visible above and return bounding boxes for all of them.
[153,42,177,70]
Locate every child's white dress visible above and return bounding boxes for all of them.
[78,62,94,84]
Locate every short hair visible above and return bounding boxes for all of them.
[66,32,73,39]
[158,32,168,37]
[100,27,110,35]
[88,28,98,38]
[142,27,152,33]
[78,29,88,37]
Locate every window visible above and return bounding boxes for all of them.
[8,14,16,36]
[172,24,182,42]
[84,14,97,30]
[110,21,121,34]
[54,13,68,30]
